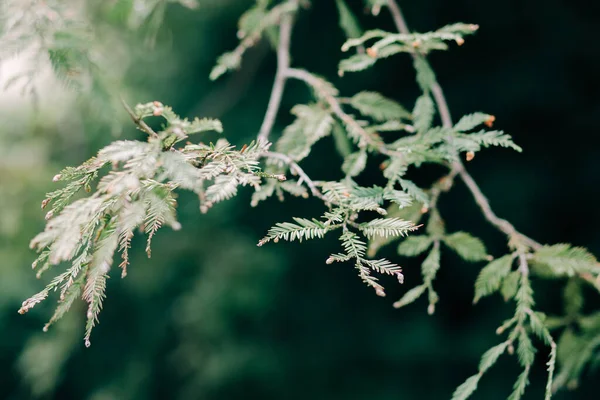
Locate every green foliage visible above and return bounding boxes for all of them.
[20,103,266,345]
[275,104,334,161]
[451,375,480,400]
[412,94,435,134]
[339,23,479,75]
[397,235,432,257]
[473,255,513,303]
[11,1,600,399]
[349,91,411,122]
[443,231,488,262]
[342,150,367,177]
[335,0,362,39]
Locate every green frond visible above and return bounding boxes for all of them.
[532,244,599,277]
[349,91,411,122]
[98,140,153,163]
[340,230,367,259]
[421,245,441,282]
[338,53,376,75]
[517,330,536,367]
[82,223,118,347]
[383,158,408,181]
[158,151,202,190]
[455,130,522,153]
[398,235,433,257]
[399,179,429,205]
[479,342,508,373]
[451,374,480,400]
[382,189,413,208]
[205,175,239,203]
[210,1,298,80]
[342,150,367,177]
[259,217,332,245]
[393,284,426,309]
[143,183,178,257]
[363,258,403,279]
[335,0,362,39]
[359,218,418,239]
[413,57,436,92]
[443,231,489,262]
[507,368,530,400]
[276,104,334,161]
[412,94,435,134]
[454,112,494,132]
[473,255,513,303]
[43,272,85,332]
[500,271,520,301]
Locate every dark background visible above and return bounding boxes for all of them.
[1,0,599,399]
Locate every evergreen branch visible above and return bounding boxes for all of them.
[386,2,563,398]
[386,0,541,252]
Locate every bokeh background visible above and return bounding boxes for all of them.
[1,0,599,399]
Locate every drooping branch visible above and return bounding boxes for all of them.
[386,0,540,251]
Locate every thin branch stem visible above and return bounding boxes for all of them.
[386,0,541,251]
[262,151,325,201]
[257,9,294,142]
[120,96,159,138]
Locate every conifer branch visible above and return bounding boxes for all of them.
[386,0,540,251]
[257,8,295,142]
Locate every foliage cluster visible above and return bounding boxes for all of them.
[6,0,600,398]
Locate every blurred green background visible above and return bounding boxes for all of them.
[1,0,599,399]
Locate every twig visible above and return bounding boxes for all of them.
[257,5,294,142]
[386,0,541,251]
[262,151,326,201]
[120,96,159,138]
